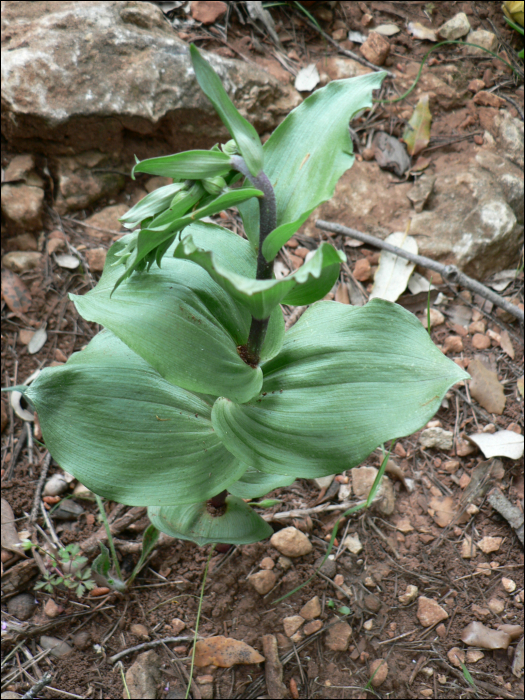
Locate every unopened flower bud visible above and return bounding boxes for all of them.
[221,139,238,156]
[202,175,227,196]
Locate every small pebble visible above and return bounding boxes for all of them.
[43,474,69,497]
[447,647,465,667]
[313,555,336,578]
[270,527,312,557]
[130,623,149,638]
[248,570,276,595]
[44,598,61,618]
[259,557,275,570]
[497,624,523,640]
[7,593,37,621]
[472,333,491,349]
[477,536,502,554]
[466,650,484,663]
[72,630,92,650]
[171,618,186,634]
[283,615,304,638]
[277,556,292,571]
[364,595,381,613]
[369,659,388,687]
[343,534,363,554]
[417,597,448,627]
[300,596,321,620]
[461,621,511,649]
[399,585,418,605]
[363,619,374,631]
[488,597,505,615]
[303,620,323,635]
[501,577,516,593]
[40,635,73,658]
[436,624,447,638]
[325,618,352,651]
[442,335,463,354]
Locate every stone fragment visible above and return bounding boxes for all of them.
[9,233,38,251]
[501,577,516,593]
[491,111,524,169]
[261,635,287,699]
[461,536,477,559]
[7,593,37,621]
[124,650,161,699]
[471,604,490,619]
[351,467,395,515]
[436,624,447,638]
[277,556,292,571]
[437,12,471,40]
[364,595,381,613]
[442,335,464,354]
[85,248,107,272]
[325,618,352,651]
[497,624,523,640]
[130,624,149,639]
[44,599,61,619]
[417,597,449,627]
[421,308,445,328]
[369,659,388,687]
[419,427,454,451]
[464,30,498,55]
[303,620,323,636]
[72,630,91,650]
[191,1,227,25]
[477,536,502,554]
[469,320,486,334]
[83,204,129,238]
[40,635,73,658]
[474,91,505,109]
[360,32,390,66]
[468,79,486,93]
[488,597,505,614]
[461,621,511,649]
[353,257,371,281]
[171,618,186,634]
[472,333,491,349]
[343,534,363,554]
[313,555,336,578]
[447,647,465,667]
[194,636,265,667]
[2,251,42,273]
[260,557,275,570]
[283,615,304,637]
[300,596,321,620]
[1,184,44,230]
[43,474,69,497]
[270,527,312,557]
[399,585,418,605]
[248,570,277,595]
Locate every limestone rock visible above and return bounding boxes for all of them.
[248,570,276,595]
[1,184,44,230]
[351,467,395,515]
[270,527,312,557]
[300,596,321,620]
[124,650,161,699]
[461,621,511,650]
[303,620,323,635]
[360,32,390,66]
[82,204,130,238]
[2,1,300,157]
[85,248,107,272]
[369,659,388,687]
[437,12,471,40]
[283,615,304,637]
[325,618,352,651]
[2,251,42,273]
[464,30,498,55]
[419,428,454,451]
[417,596,449,627]
[53,152,125,214]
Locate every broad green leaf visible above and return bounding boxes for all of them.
[72,223,284,402]
[112,186,263,291]
[402,94,432,157]
[132,150,232,180]
[148,496,273,546]
[24,330,247,505]
[173,237,345,319]
[212,299,469,476]
[227,468,295,499]
[190,44,264,177]
[92,542,112,578]
[119,183,186,230]
[259,71,386,261]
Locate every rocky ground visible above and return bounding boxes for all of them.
[1,1,524,699]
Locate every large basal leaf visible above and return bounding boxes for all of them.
[113,186,263,291]
[173,236,345,319]
[148,496,273,546]
[243,71,386,262]
[190,44,264,177]
[212,299,469,476]
[132,150,233,180]
[72,223,284,403]
[24,330,247,506]
[227,468,295,500]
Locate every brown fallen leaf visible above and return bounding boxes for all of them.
[335,282,350,304]
[402,94,432,157]
[1,498,25,557]
[468,359,506,415]
[1,268,32,315]
[194,636,265,668]
[499,330,515,359]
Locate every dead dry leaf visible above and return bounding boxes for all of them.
[467,430,524,460]
[1,498,24,556]
[370,232,417,302]
[402,94,432,157]
[194,636,265,668]
[499,330,514,359]
[335,282,350,304]
[1,268,32,315]
[468,359,506,414]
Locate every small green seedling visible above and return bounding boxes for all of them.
[23,542,97,599]
[4,45,468,547]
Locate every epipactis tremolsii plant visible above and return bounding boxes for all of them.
[15,46,468,545]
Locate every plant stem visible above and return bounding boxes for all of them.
[230,156,277,365]
[95,494,123,583]
[186,545,215,700]
[208,490,227,509]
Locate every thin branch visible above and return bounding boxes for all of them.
[108,636,194,664]
[316,220,524,323]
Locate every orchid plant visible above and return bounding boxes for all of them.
[12,46,468,546]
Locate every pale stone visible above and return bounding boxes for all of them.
[300,596,321,621]
[303,620,323,636]
[44,599,61,618]
[417,597,449,627]
[85,248,107,272]
[369,659,388,687]
[488,597,505,615]
[40,635,73,658]
[447,647,465,667]
[437,12,471,40]
[131,623,149,638]
[283,615,304,638]
[467,650,485,663]
[461,621,511,649]
[419,427,454,451]
[171,618,186,634]
[353,257,371,281]
[442,335,464,355]
[1,184,44,230]
[472,604,491,618]
[2,251,42,273]
[270,527,312,557]
[464,30,498,55]
[501,577,516,593]
[360,32,390,66]
[363,619,374,631]
[497,624,523,641]
[260,557,275,570]
[248,570,277,595]
[468,321,486,334]
[472,333,491,349]
[325,618,352,651]
[351,467,395,515]
[461,536,477,559]
[399,585,418,605]
[421,308,445,328]
[477,536,502,554]
[343,534,363,555]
